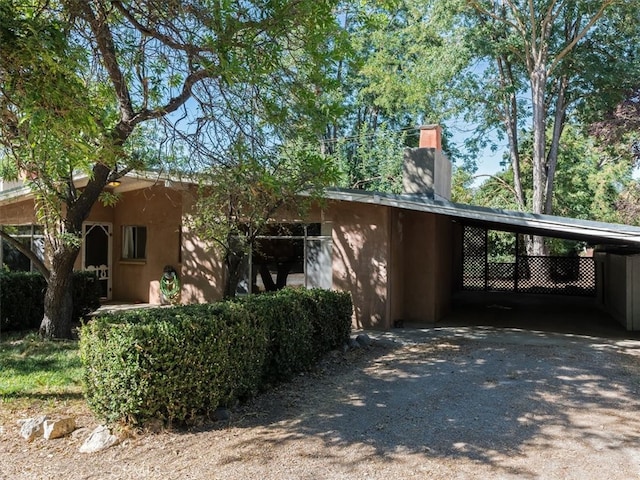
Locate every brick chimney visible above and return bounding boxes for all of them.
[402,125,451,200]
[419,124,442,150]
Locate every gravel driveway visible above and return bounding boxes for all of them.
[3,325,640,479]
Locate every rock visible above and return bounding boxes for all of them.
[20,416,48,442]
[355,333,372,347]
[349,338,360,349]
[79,425,119,453]
[43,418,76,440]
[71,427,91,441]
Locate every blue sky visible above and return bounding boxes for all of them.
[446,120,509,187]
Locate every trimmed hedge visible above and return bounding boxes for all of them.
[80,302,268,425]
[0,271,101,331]
[237,288,353,384]
[80,289,353,426]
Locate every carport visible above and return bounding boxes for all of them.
[322,189,640,332]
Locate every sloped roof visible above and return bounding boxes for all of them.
[3,170,640,248]
[323,188,640,248]
[0,170,186,206]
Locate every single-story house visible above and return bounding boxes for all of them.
[2,125,640,330]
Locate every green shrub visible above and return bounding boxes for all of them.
[80,302,268,425]
[304,289,353,357]
[0,271,101,332]
[239,289,315,384]
[80,289,353,426]
[239,288,353,384]
[0,272,45,331]
[72,271,102,321]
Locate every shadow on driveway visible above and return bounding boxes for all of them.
[217,323,640,478]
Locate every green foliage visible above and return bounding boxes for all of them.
[473,125,634,223]
[0,271,101,331]
[301,288,353,358]
[188,140,340,297]
[0,272,46,331]
[80,289,353,426]
[0,0,344,338]
[333,124,406,193]
[323,0,467,186]
[0,332,83,399]
[238,288,352,384]
[238,291,314,384]
[439,0,640,221]
[80,302,267,425]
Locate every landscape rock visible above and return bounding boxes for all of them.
[43,418,76,440]
[349,338,360,349]
[355,333,372,347]
[20,416,48,442]
[79,425,119,453]
[71,427,91,441]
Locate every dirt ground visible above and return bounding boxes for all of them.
[3,323,640,480]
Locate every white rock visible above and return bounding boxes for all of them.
[20,416,48,442]
[79,425,119,453]
[43,418,76,440]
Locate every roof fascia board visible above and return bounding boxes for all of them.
[320,188,640,246]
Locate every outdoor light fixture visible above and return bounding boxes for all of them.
[107,180,121,187]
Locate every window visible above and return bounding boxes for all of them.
[236,222,332,295]
[0,225,44,272]
[122,226,147,260]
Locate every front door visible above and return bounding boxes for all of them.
[83,223,112,300]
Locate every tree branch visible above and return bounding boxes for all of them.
[0,228,50,280]
[130,69,213,125]
[549,0,614,74]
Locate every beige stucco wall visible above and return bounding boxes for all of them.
[388,210,453,325]
[329,200,391,329]
[108,186,183,303]
[1,187,456,330]
[0,198,37,225]
[179,189,224,303]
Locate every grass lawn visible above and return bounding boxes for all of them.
[0,330,88,423]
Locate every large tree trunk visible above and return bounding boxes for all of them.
[223,248,245,298]
[530,65,549,256]
[39,245,80,339]
[39,163,111,339]
[544,76,568,214]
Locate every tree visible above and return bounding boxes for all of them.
[0,0,341,338]
[450,0,640,253]
[322,0,465,188]
[473,124,633,223]
[186,140,338,297]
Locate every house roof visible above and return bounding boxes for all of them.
[323,188,640,248]
[3,169,640,249]
[0,170,186,207]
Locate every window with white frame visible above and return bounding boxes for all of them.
[122,226,147,260]
[0,225,45,272]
